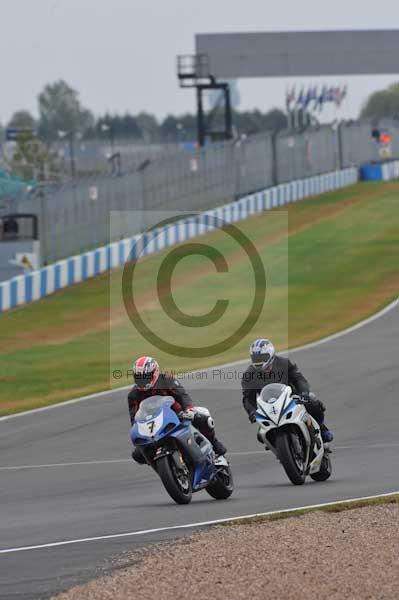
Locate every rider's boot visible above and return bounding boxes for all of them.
[212,437,227,456]
[193,412,227,456]
[320,423,334,444]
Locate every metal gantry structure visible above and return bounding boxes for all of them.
[177,54,233,147]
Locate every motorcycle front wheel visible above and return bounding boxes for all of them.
[156,455,192,504]
[275,430,306,485]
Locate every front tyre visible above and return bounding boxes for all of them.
[275,430,306,485]
[310,454,332,482]
[156,455,192,504]
[205,464,234,500]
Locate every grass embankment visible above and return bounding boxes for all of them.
[1,181,398,415]
[223,493,399,526]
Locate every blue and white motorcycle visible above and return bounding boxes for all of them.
[131,396,233,504]
[255,383,332,485]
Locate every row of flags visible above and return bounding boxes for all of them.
[286,85,348,113]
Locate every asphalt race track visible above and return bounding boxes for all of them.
[1,300,398,599]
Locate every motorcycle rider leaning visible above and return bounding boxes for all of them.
[128,356,227,464]
[242,339,333,444]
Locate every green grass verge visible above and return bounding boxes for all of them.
[1,181,398,415]
[221,493,399,527]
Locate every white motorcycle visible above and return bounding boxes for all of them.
[255,383,332,485]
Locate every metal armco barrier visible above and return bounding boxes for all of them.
[0,168,358,313]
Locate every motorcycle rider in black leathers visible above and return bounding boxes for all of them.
[242,339,333,443]
[128,356,227,464]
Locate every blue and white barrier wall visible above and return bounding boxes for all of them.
[382,160,399,180]
[360,159,399,181]
[0,168,358,313]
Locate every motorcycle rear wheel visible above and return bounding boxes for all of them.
[205,464,234,500]
[310,454,332,482]
[275,430,306,485]
[156,455,192,504]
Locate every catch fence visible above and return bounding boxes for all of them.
[0,120,396,264]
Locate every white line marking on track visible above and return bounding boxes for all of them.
[0,298,397,423]
[1,443,398,471]
[0,451,267,471]
[0,491,398,555]
[0,459,132,471]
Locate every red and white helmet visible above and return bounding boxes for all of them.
[133,356,160,390]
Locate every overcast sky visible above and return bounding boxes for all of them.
[2,0,399,125]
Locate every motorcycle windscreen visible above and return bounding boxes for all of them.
[135,395,175,420]
[260,383,287,403]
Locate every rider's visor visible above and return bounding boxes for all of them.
[134,372,153,384]
[251,352,272,368]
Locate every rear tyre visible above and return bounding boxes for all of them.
[205,464,234,500]
[156,455,192,504]
[275,430,306,485]
[310,454,332,482]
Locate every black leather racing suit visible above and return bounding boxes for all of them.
[241,355,325,425]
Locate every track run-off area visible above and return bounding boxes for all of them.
[0,298,398,599]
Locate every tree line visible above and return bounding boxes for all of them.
[0,80,288,144]
[1,78,398,183]
[2,78,399,145]
[360,82,399,122]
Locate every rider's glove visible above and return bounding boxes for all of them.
[249,412,257,423]
[179,409,195,421]
[293,394,305,404]
[299,393,314,405]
